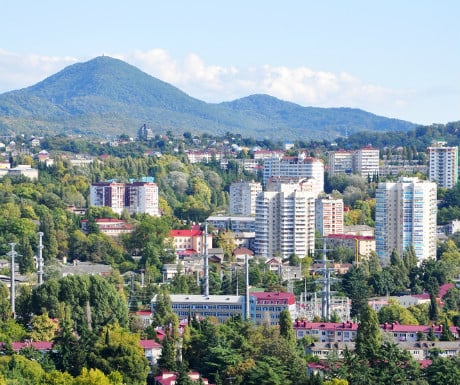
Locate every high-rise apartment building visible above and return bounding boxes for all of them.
[375,177,437,265]
[90,178,160,216]
[263,153,324,197]
[328,146,379,178]
[315,197,344,237]
[353,146,380,178]
[229,181,262,216]
[328,150,354,175]
[428,142,458,189]
[255,179,315,259]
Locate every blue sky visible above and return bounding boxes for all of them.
[1,0,458,125]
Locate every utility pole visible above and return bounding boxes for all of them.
[203,222,209,296]
[8,243,17,317]
[37,232,44,285]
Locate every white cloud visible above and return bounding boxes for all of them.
[0,49,77,92]
[0,48,414,119]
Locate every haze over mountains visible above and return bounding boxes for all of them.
[0,56,417,140]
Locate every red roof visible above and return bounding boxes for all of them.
[294,321,358,331]
[250,291,296,305]
[139,339,162,349]
[232,247,254,256]
[9,341,53,351]
[170,229,203,237]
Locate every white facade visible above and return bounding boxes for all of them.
[328,147,379,178]
[229,181,262,216]
[255,180,315,258]
[428,143,458,189]
[315,197,344,237]
[328,151,353,175]
[353,146,380,178]
[375,177,437,264]
[263,153,324,197]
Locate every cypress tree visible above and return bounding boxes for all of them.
[355,304,381,358]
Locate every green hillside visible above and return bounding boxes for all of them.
[0,56,416,140]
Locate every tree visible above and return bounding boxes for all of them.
[152,288,177,329]
[73,368,113,385]
[52,304,89,377]
[342,266,370,319]
[29,312,59,341]
[89,324,149,385]
[279,309,296,345]
[0,284,11,322]
[424,356,460,385]
[158,333,178,371]
[355,305,381,358]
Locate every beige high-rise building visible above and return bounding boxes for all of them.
[315,197,344,237]
[375,177,437,264]
[229,181,262,216]
[428,142,458,189]
[255,179,315,258]
[90,179,160,216]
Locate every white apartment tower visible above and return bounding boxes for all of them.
[255,179,315,259]
[428,142,458,189]
[353,146,380,178]
[328,147,379,178]
[315,197,344,237]
[90,179,160,216]
[328,150,354,175]
[229,181,262,216]
[375,177,437,265]
[263,153,324,197]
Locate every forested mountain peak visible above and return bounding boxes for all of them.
[0,56,416,139]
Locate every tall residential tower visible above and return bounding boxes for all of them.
[428,142,458,189]
[375,177,437,264]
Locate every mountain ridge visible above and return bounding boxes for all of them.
[0,56,417,140]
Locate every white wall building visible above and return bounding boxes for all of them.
[229,181,262,216]
[375,177,437,264]
[255,179,315,258]
[328,150,353,175]
[263,152,324,197]
[328,147,379,178]
[428,142,458,189]
[353,146,380,178]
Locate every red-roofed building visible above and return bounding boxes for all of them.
[293,321,459,344]
[81,218,134,237]
[169,225,213,256]
[139,339,162,366]
[155,371,214,385]
[250,291,296,325]
[326,233,376,259]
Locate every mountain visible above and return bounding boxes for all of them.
[0,56,417,140]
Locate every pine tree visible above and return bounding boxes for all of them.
[279,309,296,346]
[355,305,381,358]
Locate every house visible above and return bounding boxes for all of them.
[139,339,162,366]
[232,247,254,263]
[81,218,134,237]
[154,371,214,385]
[169,226,213,256]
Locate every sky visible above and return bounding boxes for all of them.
[1,0,459,125]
